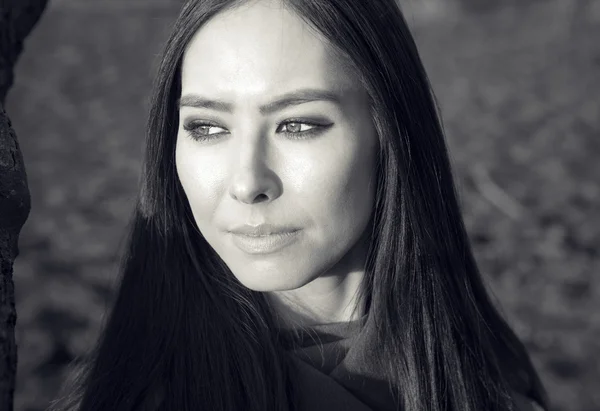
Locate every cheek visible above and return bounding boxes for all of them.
[336,153,376,226]
[317,106,378,231]
[301,137,377,235]
[175,138,226,221]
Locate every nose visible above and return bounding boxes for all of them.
[228,134,282,204]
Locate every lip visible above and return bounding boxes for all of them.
[230,230,300,255]
[228,223,299,236]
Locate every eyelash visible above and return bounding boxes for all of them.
[182,119,331,142]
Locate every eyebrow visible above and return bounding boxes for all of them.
[177,88,342,115]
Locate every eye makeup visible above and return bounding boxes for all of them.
[182,117,333,142]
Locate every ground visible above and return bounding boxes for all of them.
[4,0,599,410]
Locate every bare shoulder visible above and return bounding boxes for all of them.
[512,390,545,411]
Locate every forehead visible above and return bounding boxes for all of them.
[180,0,360,98]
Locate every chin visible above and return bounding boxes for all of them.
[229,264,317,292]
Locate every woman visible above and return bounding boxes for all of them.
[48,0,550,410]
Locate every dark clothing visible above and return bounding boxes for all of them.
[280,318,542,411]
[281,318,397,411]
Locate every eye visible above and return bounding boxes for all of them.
[183,121,228,141]
[277,121,316,133]
[276,120,332,139]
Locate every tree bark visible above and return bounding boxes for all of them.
[0,1,48,410]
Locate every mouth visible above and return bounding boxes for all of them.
[228,223,300,236]
[230,230,300,255]
[235,230,296,237]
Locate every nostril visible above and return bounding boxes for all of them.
[254,193,269,203]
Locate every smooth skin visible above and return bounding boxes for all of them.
[175,0,379,328]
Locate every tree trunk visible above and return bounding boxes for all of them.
[0,1,48,410]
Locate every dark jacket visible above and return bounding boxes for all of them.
[282,319,543,411]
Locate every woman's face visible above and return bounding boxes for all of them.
[176,0,378,292]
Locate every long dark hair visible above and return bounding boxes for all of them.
[48,0,549,410]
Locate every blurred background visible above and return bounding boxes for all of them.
[4,0,599,410]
